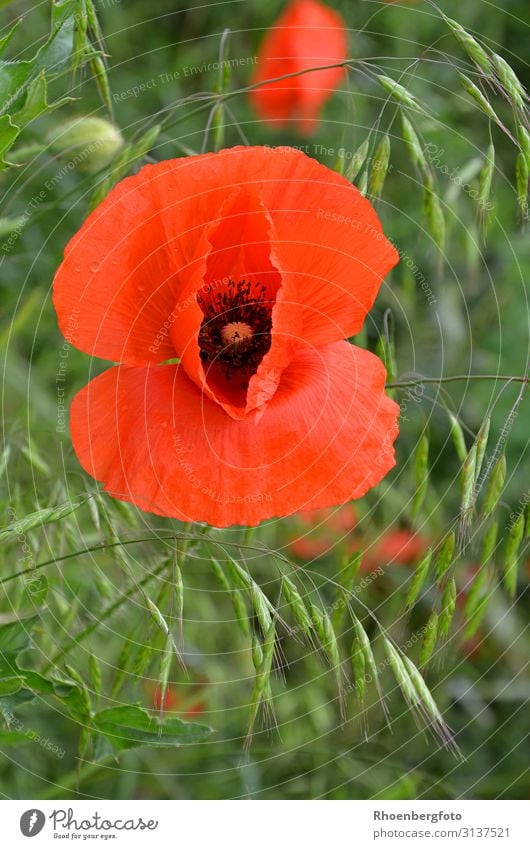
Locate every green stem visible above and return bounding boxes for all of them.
[387,374,528,389]
[0,533,291,586]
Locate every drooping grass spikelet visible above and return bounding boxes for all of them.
[311,603,344,717]
[517,123,530,169]
[445,18,492,74]
[458,73,498,122]
[459,443,477,548]
[402,656,460,756]
[345,138,369,181]
[357,169,368,196]
[439,578,457,640]
[384,639,421,714]
[420,611,439,667]
[281,575,312,637]
[447,411,467,463]
[0,498,87,544]
[435,532,456,584]
[401,115,427,172]
[464,565,492,638]
[406,548,433,608]
[369,134,391,198]
[332,551,362,630]
[210,557,251,638]
[350,636,366,705]
[156,634,174,719]
[481,520,499,566]
[515,152,529,220]
[503,513,525,598]
[377,75,425,113]
[351,614,389,722]
[245,618,277,750]
[474,416,491,481]
[478,148,495,226]
[492,53,527,110]
[482,455,506,519]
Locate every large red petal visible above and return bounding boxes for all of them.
[167,187,295,419]
[52,161,182,365]
[70,342,399,527]
[156,148,398,350]
[54,147,397,369]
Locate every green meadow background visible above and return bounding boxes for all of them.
[0,0,528,800]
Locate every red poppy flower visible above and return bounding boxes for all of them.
[250,0,347,132]
[151,684,179,712]
[53,145,399,527]
[362,529,428,570]
[151,684,206,718]
[289,503,357,559]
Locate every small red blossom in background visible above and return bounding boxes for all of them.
[288,508,428,570]
[151,684,206,719]
[362,528,428,571]
[288,504,357,559]
[53,146,399,527]
[250,0,347,133]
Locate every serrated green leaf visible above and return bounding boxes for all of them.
[12,72,72,129]
[0,15,75,116]
[0,17,21,52]
[93,705,213,752]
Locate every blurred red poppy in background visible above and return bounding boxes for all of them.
[289,512,427,569]
[362,528,428,570]
[151,684,206,718]
[53,146,399,527]
[288,503,357,559]
[250,0,347,132]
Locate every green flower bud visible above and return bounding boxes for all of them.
[46,116,123,173]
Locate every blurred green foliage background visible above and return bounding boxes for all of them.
[0,0,528,800]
